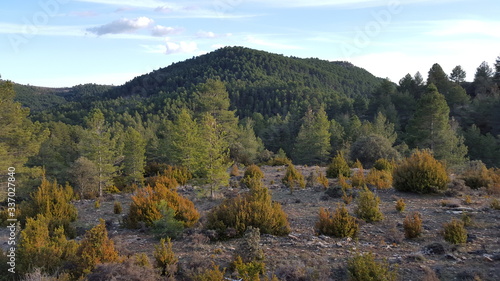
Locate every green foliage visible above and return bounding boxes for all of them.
[403,212,423,239]
[406,84,467,165]
[373,158,394,172]
[233,255,265,281]
[70,156,99,199]
[347,252,397,281]
[206,181,290,239]
[463,125,500,168]
[76,219,119,276]
[393,150,449,194]
[122,127,146,186]
[21,177,77,237]
[152,206,184,239]
[192,262,226,281]
[154,237,178,277]
[126,183,199,228]
[459,160,493,189]
[241,164,265,188]
[490,198,500,210]
[113,201,122,214]
[326,152,351,178]
[443,219,467,244]
[293,108,331,165]
[350,134,400,168]
[315,205,359,238]
[355,189,384,223]
[282,164,305,193]
[365,169,392,189]
[17,214,78,275]
[232,118,265,165]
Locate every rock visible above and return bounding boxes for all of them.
[445,253,460,261]
[423,243,446,255]
[466,233,477,243]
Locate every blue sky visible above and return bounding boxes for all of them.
[1,0,499,87]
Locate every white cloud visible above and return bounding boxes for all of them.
[141,44,166,54]
[245,35,302,50]
[197,30,216,38]
[424,20,500,39]
[87,17,154,35]
[154,6,173,13]
[151,25,182,37]
[165,41,198,54]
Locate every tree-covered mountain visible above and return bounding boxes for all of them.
[30,46,383,124]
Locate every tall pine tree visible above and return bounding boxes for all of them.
[406,84,467,165]
[293,107,331,165]
[122,127,146,186]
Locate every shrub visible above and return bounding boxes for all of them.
[17,214,78,276]
[315,205,359,238]
[347,252,397,281]
[152,206,184,239]
[395,198,406,212]
[461,212,473,227]
[76,219,119,276]
[350,134,400,168]
[459,161,492,189]
[86,258,157,281]
[126,183,199,228]
[113,201,122,214]
[326,152,351,178]
[366,169,392,189]
[373,158,394,172]
[351,161,365,188]
[403,212,422,239]
[145,163,192,185]
[490,198,500,210]
[230,164,240,177]
[266,156,292,166]
[241,165,265,188]
[233,255,265,281]
[393,150,449,194]
[317,170,329,189]
[338,174,352,190]
[282,164,305,193]
[205,182,290,240]
[154,238,178,277]
[192,262,226,281]
[144,175,179,189]
[355,189,384,222]
[443,219,467,244]
[237,226,264,263]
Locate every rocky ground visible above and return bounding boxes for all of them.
[3,165,500,280]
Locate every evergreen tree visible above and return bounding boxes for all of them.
[406,84,467,165]
[463,125,500,167]
[329,119,346,154]
[231,118,264,165]
[473,61,497,97]
[70,156,99,199]
[293,108,331,165]
[122,127,146,186]
[427,63,469,111]
[199,113,231,198]
[371,112,397,145]
[494,56,500,86]
[450,65,466,84]
[80,109,117,197]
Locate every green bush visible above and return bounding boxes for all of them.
[395,198,406,212]
[355,189,384,223]
[241,164,265,188]
[152,206,184,239]
[282,164,305,193]
[443,219,467,244]
[326,152,351,178]
[459,161,492,189]
[373,158,394,172]
[393,150,449,194]
[315,205,359,238]
[113,201,122,214]
[205,181,290,240]
[350,134,400,168]
[403,212,422,239]
[347,252,397,281]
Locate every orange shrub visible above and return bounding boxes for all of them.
[366,169,393,189]
[315,205,358,238]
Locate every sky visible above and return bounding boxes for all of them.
[1,0,499,87]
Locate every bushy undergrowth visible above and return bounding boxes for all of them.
[205,181,290,240]
[315,205,359,238]
[403,212,423,239]
[282,164,305,193]
[355,189,384,223]
[373,158,394,172]
[443,219,467,244]
[326,152,351,178]
[347,252,397,281]
[395,198,406,212]
[241,164,265,188]
[366,169,392,189]
[393,150,449,194]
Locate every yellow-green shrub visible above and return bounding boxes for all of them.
[114,201,122,214]
[76,219,119,276]
[373,158,394,172]
[395,198,406,212]
[366,169,392,189]
[233,256,265,281]
[355,189,384,222]
[317,170,329,189]
[393,150,449,194]
[351,161,365,188]
[315,205,358,238]
[459,161,492,189]
[403,212,422,239]
[154,238,178,277]
[282,164,305,193]
[230,164,240,177]
[205,182,290,239]
[126,183,199,228]
[192,262,226,281]
[491,198,500,210]
[326,152,351,178]
[347,252,397,281]
[443,219,467,244]
[241,165,265,188]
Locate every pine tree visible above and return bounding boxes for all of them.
[122,127,146,186]
[406,84,467,165]
[70,156,99,199]
[231,118,264,165]
[293,108,331,164]
[199,113,231,198]
[371,112,397,145]
[450,65,466,84]
[80,109,117,197]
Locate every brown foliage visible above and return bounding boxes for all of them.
[315,205,359,238]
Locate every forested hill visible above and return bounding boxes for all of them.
[30,46,383,123]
